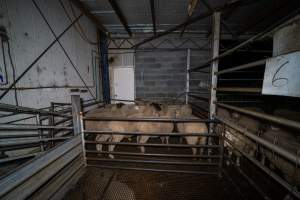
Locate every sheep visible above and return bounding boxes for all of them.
[107,105,147,158]
[110,103,176,154]
[157,104,177,145]
[108,103,159,157]
[176,104,208,156]
[215,107,264,165]
[132,103,163,154]
[85,107,110,152]
[259,109,300,186]
[85,103,140,153]
[260,125,300,187]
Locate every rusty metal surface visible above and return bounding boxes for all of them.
[63,167,244,200]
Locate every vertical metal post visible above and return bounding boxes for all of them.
[48,102,55,148]
[208,12,220,159]
[99,30,110,104]
[209,12,220,133]
[36,114,44,151]
[218,124,225,177]
[186,49,190,104]
[71,95,86,165]
[71,95,82,136]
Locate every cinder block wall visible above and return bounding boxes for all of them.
[135,49,211,103]
[135,50,187,102]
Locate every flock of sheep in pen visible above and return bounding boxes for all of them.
[217,107,300,188]
[85,103,208,159]
[85,102,300,187]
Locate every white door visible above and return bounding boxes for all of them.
[111,67,135,103]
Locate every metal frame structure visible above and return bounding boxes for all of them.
[0,95,103,199]
[70,95,224,175]
[200,11,300,199]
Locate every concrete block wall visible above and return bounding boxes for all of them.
[135,48,211,104]
[135,50,187,102]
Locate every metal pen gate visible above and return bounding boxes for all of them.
[71,95,224,175]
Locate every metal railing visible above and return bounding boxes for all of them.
[70,95,225,175]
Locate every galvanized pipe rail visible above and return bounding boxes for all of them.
[216,58,267,75]
[83,116,215,123]
[86,150,221,158]
[225,138,300,199]
[216,87,262,93]
[216,116,300,167]
[0,124,73,130]
[0,137,71,147]
[84,130,219,137]
[87,157,219,166]
[189,7,300,72]
[0,103,70,118]
[216,102,300,131]
[85,141,220,148]
[87,165,218,175]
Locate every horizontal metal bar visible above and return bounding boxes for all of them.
[233,165,272,200]
[0,103,70,117]
[217,100,263,103]
[0,134,46,139]
[188,94,210,102]
[87,165,219,175]
[218,79,263,81]
[86,157,219,166]
[83,116,215,123]
[84,131,220,137]
[216,87,262,93]
[0,144,40,152]
[5,116,37,124]
[85,150,221,158]
[0,153,41,164]
[85,141,220,148]
[0,135,82,198]
[189,7,300,72]
[0,124,73,130]
[225,138,300,199]
[216,58,266,75]
[0,137,71,147]
[217,116,300,166]
[54,117,72,126]
[216,103,300,131]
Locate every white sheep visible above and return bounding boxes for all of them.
[107,105,146,158]
[176,105,208,156]
[137,104,177,153]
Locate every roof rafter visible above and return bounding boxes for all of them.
[69,0,108,34]
[108,0,132,37]
[150,0,156,35]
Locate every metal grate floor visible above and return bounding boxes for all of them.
[63,167,246,200]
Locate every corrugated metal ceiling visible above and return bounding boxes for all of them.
[79,0,300,35]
